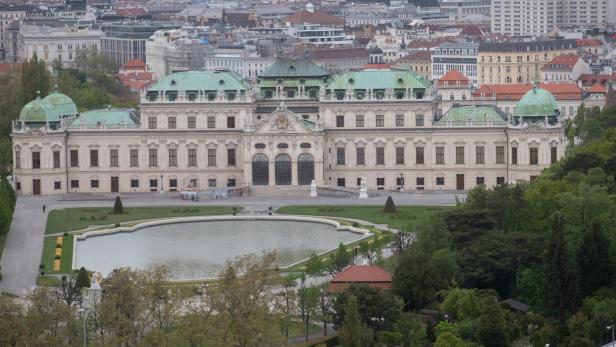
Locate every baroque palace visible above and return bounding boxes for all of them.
[11,59,567,195]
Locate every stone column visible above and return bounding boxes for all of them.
[291,160,298,185]
[269,161,275,186]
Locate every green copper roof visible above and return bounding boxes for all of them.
[18,94,58,122]
[259,59,329,78]
[435,105,507,126]
[259,78,326,88]
[513,87,558,117]
[326,70,429,90]
[42,90,78,117]
[74,109,139,126]
[148,71,249,92]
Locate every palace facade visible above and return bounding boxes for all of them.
[11,59,567,195]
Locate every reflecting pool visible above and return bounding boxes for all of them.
[74,219,364,280]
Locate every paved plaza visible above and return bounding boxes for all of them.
[0,190,462,296]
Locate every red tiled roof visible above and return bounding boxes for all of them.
[312,47,368,60]
[363,63,392,69]
[331,265,393,283]
[0,63,21,73]
[588,84,606,94]
[285,10,344,26]
[577,74,613,86]
[117,7,148,18]
[121,59,146,70]
[576,38,603,47]
[473,83,583,100]
[440,69,468,82]
[397,50,432,62]
[460,25,485,37]
[541,53,580,71]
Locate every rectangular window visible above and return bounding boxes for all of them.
[148,117,157,129]
[207,116,216,129]
[355,115,364,127]
[336,115,344,127]
[416,147,424,164]
[110,149,119,167]
[416,177,425,186]
[130,149,139,167]
[476,177,485,185]
[90,179,99,188]
[227,116,235,129]
[90,150,98,167]
[395,114,404,127]
[188,116,196,129]
[356,147,365,165]
[188,149,197,167]
[227,148,236,166]
[512,147,518,165]
[131,179,139,188]
[550,147,557,164]
[496,146,505,164]
[208,149,216,167]
[436,177,445,186]
[169,179,178,191]
[396,147,404,165]
[71,180,79,189]
[15,150,20,169]
[149,148,158,167]
[456,146,465,164]
[530,147,539,165]
[54,181,61,190]
[436,147,445,164]
[70,150,79,167]
[149,179,158,191]
[208,179,216,187]
[416,114,424,126]
[168,117,176,129]
[32,151,40,169]
[376,147,385,165]
[53,151,60,168]
[168,149,177,167]
[337,178,346,187]
[475,146,485,164]
[336,148,345,165]
[497,176,505,185]
[376,115,385,127]
[377,177,385,186]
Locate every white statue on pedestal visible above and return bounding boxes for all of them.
[91,272,102,290]
[359,177,368,199]
[310,179,317,197]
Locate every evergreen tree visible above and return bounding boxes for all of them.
[543,213,576,319]
[327,243,351,276]
[75,267,90,288]
[113,195,124,214]
[577,220,612,299]
[384,196,396,213]
[304,252,323,277]
[338,295,363,347]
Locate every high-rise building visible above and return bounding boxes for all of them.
[100,22,179,66]
[491,0,608,37]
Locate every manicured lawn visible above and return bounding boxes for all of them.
[41,235,74,275]
[276,205,449,230]
[45,206,236,234]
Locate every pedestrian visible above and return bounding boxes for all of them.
[43,204,46,213]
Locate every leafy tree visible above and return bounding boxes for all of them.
[384,196,396,213]
[577,220,613,300]
[20,54,50,104]
[57,276,82,308]
[476,304,508,347]
[304,252,323,277]
[390,228,414,256]
[113,195,124,214]
[434,332,466,347]
[331,283,401,332]
[542,213,577,319]
[75,266,90,288]
[393,247,458,310]
[439,287,483,320]
[377,330,403,346]
[327,243,351,276]
[338,295,364,347]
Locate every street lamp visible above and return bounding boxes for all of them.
[399,173,405,192]
[160,174,164,194]
[607,325,615,347]
[79,308,90,347]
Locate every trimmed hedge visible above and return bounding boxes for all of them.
[0,176,16,235]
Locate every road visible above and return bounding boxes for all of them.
[0,190,461,296]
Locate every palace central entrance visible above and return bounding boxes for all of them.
[297,153,314,185]
[275,154,291,185]
[252,153,269,185]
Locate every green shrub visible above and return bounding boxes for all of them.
[384,196,396,213]
[54,255,61,260]
[76,267,90,288]
[39,264,45,269]
[63,232,68,236]
[115,222,121,228]
[113,196,124,214]
[55,244,62,248]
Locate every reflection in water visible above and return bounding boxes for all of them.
[75,220,363,280]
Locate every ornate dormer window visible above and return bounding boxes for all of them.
[170,80,177,86]
[219,79,225,85]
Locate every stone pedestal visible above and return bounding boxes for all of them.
[310,179,317,197]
